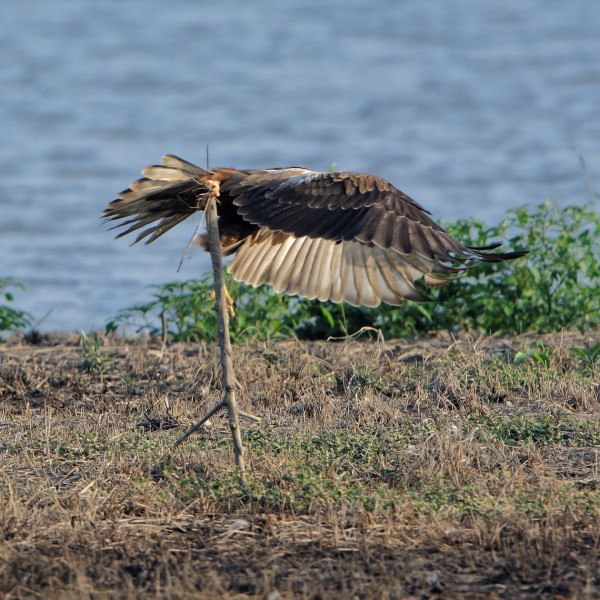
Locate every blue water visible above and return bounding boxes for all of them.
[1,0,599,331]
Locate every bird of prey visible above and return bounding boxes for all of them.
[103,155,527,308]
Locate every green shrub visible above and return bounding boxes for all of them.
[431,201,600,334]
[106,278,299,342]
[107,201,599,341]
[0,278,32,335]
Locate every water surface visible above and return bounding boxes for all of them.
[0,0,598,330]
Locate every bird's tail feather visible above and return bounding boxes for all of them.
[102,155,212,244]
[161,154,213,180]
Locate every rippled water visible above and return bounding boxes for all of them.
[1,0,599,331]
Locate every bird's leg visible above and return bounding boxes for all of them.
[223,284,236,319]
[209,284,236,319]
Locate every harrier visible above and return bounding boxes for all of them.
[103,155,527,307]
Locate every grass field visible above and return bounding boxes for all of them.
[1,330,599,598]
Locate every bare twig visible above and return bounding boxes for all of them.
[240,411,262,423]
[174,400,225,447]
[174,191,246,479]
[177,210,206,273]
[173,402,260,448]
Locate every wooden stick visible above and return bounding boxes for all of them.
[174,399,225,447]
[174,192,246,479]
[174,404,260,449]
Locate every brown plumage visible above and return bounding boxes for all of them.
[103,154,528,307]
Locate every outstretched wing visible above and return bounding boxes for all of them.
[232,171,459,262]
[231,170,523,266]
[104,158,528,308]
[225,170,527,306]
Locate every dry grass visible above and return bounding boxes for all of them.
[1,329,599,599]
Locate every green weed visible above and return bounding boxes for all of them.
[106,278,298,342]
[0,277,32,336]
[569,342,600,371]
[470,414,600,447]
[513,342,553,367]
[79,330,111,373]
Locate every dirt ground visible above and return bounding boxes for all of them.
[1,329,599,599]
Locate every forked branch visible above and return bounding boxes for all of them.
[174,191,246,477]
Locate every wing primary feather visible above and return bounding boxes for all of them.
[240,234,279,285]
[315,239,335,302]
[248,236,290,286]
[285,237,314,294]
[294,238,322,298]
[362,247,395,306]
[329,242,346,303]
[262,235,298,290]
[307,238,331,299]
[341,243,360,306]
[355,244,379,307]
[273,236,307,293]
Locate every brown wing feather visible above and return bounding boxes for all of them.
[227,228,433,307]
[232,171,466,262]
[232,170,527,265]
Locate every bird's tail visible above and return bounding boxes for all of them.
[103,155,213,244]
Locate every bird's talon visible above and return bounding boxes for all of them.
[207,288,236,319]
[225,287,236,319]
